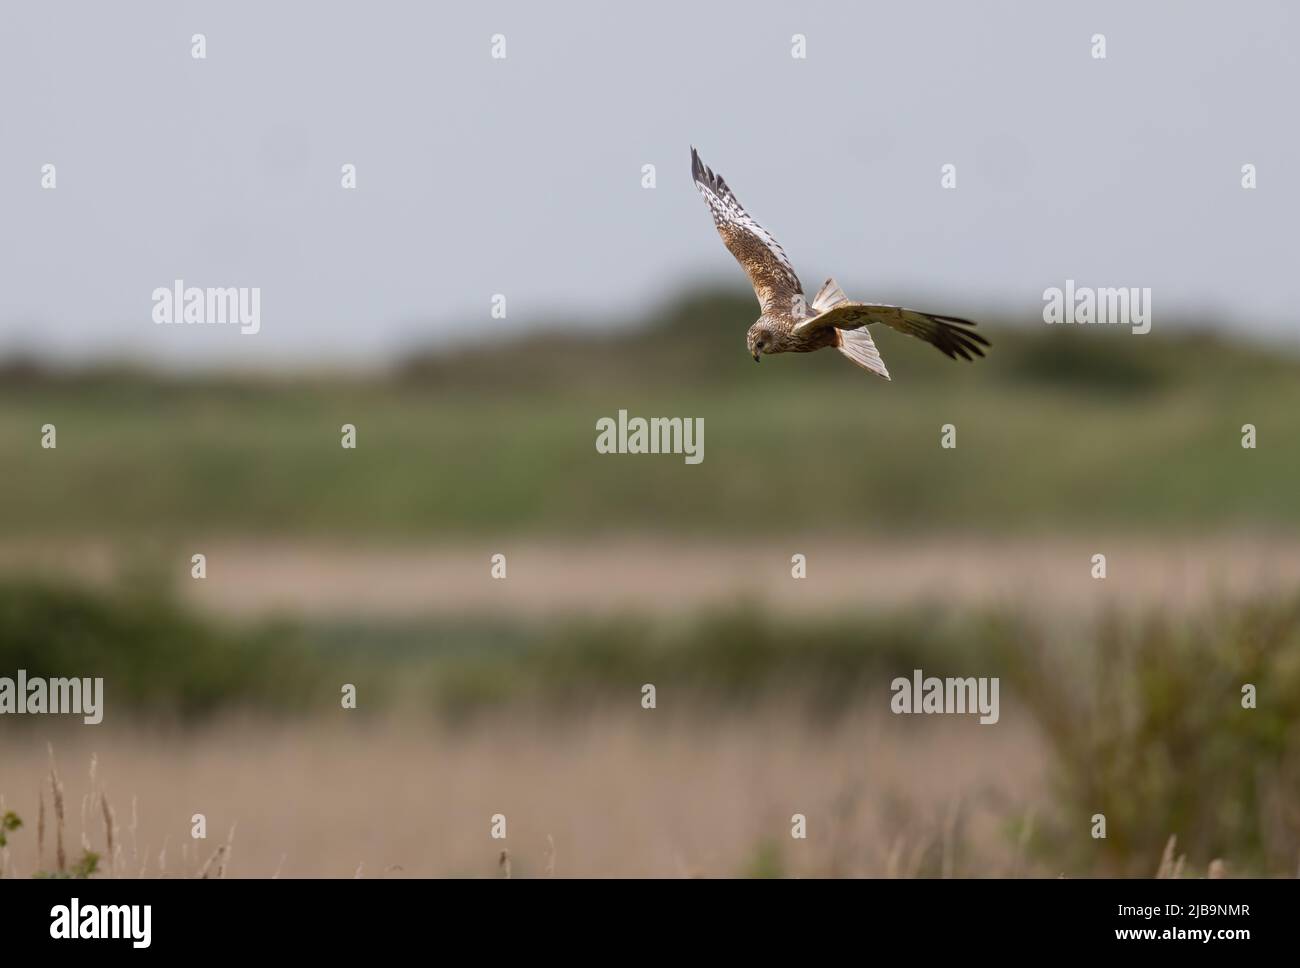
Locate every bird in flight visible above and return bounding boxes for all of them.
[691,146,988,379]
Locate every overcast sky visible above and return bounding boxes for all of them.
[1,0,1296,368]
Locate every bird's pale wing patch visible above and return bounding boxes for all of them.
[836,328,890,379]
[691,147,802,315]
[795,302,989,362]
[810,277,849,314]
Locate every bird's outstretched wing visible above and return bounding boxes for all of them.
[691,147,803,315]
[794,303,989,361]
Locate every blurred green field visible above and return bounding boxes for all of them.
[3,291,1297,540]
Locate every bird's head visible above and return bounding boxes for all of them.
[746,323,774,363]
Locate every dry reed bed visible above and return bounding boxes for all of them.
[0,745,235,879]
[0,710,1252,878]
[1,708,1043,878]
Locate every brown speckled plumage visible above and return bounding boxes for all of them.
[691,146,989,378]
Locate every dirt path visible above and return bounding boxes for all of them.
[9,534,1298,618]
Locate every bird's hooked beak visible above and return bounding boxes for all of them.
[752,350,761,363]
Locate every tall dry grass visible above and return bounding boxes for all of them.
[0,713,1248,878]
[0,745,236,879]
[0,708,1044,878]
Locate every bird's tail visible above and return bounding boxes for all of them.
[811,277,850,314]
[836,328,891,380]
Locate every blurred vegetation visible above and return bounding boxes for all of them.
[2,290,1298,539]
[1003,596,1300,876]
[2,575,1297,874]
[0,576,315,720]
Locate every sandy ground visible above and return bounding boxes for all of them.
[0,709,1045,878]
[7,534,1300,619]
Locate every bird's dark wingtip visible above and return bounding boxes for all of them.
[690,145,705,182]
